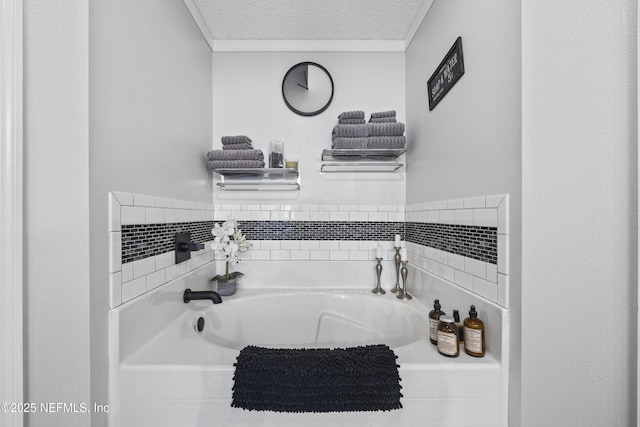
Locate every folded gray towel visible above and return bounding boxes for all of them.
[370,110,396,119]
[207,149,264,161]
[332,124,369,138]
[367,136,406,149]
[223,143,253,150]
[207,160,265,170]
[338,110,365,120]
[221,135,252,145]
[339,118,367,125]
[369,117,397,123]
[366,122,405,137]
[332,137,368,149]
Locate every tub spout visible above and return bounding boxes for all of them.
[183,288,222,304]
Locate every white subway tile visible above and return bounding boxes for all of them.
[309,211,330,221]
[447,199,464,209]
[251,250,270,260]
[454,209,474,225]
[319,241,340,250]
[447,253,465,271]
[271,211,290,221]
[310,250,330,260]
[213,210,231,221]
[281,241,300,250]
[330,250,349,261]
[368,212,388,221]
[427,211,440,223]
[121,262,133,283]
[164,208,181,223]
[464,196,486,208]
[133,194,156,207]
[378,205,398,212]
[436,262,455,282]
[474,208,498,227]
[291,250,310,260]
[112,191,134,206]
[133,257,155,279]
[250,211,270,221]
[270,250,290,260]
[279,204,293,211]
[359,241,378,251]
[497,273,509,307]
[108,193,121,232]
[156,252,174,270]
[155,197,173,208]
[474,276,498,302]
[388,212,405,222]
[121,277,147,303]
[329,212,349,221]
[349,251,370,261]
[498,195,509,234]
[340,241,360,251]
[241,204,261,211]
[261,204,280,211]
[109,232,121,273]
[349,212,368,221]
[145,207,165,224]
[498,234,509,274]
[319,204,339,212]
[339,204,359,212]
[299,241,319,250]
[464,258,486,279]
[290,211,310,221]
[109,272,122,308]
[454,270,474,291]
[439,210,455,224]
[433,200,448,209]
[146,270,166,291]
[486,194,505,208]
[231,210,251,221]
[259,241,279,251]
[121,206,145,225]
[358,205,378,212]
[486,262,498,283]
[220,204,241,211]
[299,204,319,211]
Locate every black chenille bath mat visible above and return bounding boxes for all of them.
[231,344,402,413]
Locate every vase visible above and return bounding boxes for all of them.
[216,277,237,296]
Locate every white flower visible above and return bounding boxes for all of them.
[210,219,251,266]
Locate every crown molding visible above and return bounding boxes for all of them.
[212,39,406,53]
[182,0,214,52]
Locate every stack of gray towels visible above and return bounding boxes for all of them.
[331,110,406,150]
[206,135,265,170]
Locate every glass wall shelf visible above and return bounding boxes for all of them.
[320,148,405,173]
[212,168,300,191]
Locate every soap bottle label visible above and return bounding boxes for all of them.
[465,328,483,353]
[437,331,458,356]
[429,318,439,342]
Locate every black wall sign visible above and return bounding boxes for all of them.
[427,37,465,111]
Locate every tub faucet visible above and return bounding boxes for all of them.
[183,288,222,304]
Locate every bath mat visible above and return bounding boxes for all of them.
[231,344,402,413]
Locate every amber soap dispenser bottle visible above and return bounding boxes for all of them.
[428,299,446,345]
[464,305,485,357]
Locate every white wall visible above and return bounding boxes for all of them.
[89,1,212,425]
[212,51,406,206]
[404,0,522,422]
[522,1,636,426]
[23,1,91,426]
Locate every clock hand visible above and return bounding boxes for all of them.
[297,83,308,90]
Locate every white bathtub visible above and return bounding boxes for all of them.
[114,287,504,427]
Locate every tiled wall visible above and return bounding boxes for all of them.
[109,193,509,308]
[108,191,216,308]
[405,195,509,307]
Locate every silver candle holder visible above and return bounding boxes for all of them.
[396,261,413,300]
[390,247,401,293]
[371,257,385,294]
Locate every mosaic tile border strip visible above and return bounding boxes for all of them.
[121,221,215,264]
[239,220,404,241]
[405,222,497,264]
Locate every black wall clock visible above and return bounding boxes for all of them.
[282,62,334,116]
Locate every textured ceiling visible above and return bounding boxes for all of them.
[192,0,429,41]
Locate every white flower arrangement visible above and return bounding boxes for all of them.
[210,219,251,282]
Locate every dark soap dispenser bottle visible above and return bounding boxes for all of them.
[428,299,446,345]
[463,305,485,357]
[453,310,464,344]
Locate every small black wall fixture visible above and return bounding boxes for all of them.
[175,231,205,264]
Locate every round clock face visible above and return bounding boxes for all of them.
[282,62,334,116]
